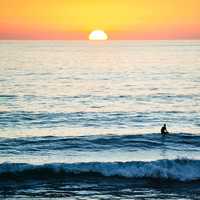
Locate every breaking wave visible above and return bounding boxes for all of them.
[0,158,200,182]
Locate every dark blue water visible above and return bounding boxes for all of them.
[0,133,200,199]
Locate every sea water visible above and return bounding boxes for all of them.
[0,40,200,199]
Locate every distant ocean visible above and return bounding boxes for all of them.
[0,40,200,199]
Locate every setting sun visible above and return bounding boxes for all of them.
[89,30,108,40]
[0,0,199,40]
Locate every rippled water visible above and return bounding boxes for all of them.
[0,40,200,199]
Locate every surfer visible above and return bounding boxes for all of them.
[161,124,168,135]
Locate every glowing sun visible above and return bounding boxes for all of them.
[89,30,108,40]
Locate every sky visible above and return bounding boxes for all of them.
[0,0,200,40]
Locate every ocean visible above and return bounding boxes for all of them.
[0,40,200,199]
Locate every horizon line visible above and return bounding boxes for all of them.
[0,39,200,41]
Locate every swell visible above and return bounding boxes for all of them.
[0,133,199,153]
[0,159,200,182]
[0,110,198,129]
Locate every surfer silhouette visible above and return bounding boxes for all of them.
[161,124,168,135]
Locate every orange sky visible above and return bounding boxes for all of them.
[0,0,200,40]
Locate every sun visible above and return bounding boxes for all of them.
[89,30,108,40]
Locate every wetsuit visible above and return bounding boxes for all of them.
[161,126,168,135]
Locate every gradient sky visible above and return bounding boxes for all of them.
[0,0,200,40]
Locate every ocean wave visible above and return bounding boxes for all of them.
[0,159,200,182]
[0,133,199,153]
[1,110,198,131]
